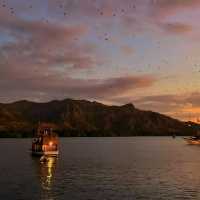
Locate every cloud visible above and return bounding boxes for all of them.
[0,11,87,43]
[0,1,158,104]
[0,8,100,72]
[161,22,193,35]
[48,0,150,37]
[147,0,200,36]
[117,1,195,37]
[0,74,156,103]
[151,0,200,19]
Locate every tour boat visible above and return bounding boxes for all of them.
[31,123,59,156]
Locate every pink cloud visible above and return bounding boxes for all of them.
[161,22,193,34]
[0,8,101,72]
[151,0,200,19]
[0,73,156,103]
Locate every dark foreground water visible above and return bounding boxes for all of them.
[1,137,200,200]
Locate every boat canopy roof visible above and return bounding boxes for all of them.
[36,122,58,137]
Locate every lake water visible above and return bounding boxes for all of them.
[1,137,200,200]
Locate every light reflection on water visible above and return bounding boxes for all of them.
[33,156,57,191]
[35,156,57,200]
[1,137,200,199]
[40,157,56,191]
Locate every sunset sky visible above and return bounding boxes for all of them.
[1,0,200,122]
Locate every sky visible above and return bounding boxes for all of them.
[1,0,200,122]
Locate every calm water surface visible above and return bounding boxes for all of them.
[0,137,200,200]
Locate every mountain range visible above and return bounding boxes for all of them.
[0,98,198,137]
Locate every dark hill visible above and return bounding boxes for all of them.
[0,99,198,137]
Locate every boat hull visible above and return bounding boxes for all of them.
[31,150,59,156]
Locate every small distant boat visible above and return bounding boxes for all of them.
[172,134,176,139]
[184,129,200,145]
[184,136,200,145]
[31,123,59,156]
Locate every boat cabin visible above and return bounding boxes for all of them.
[32,123,59,156]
